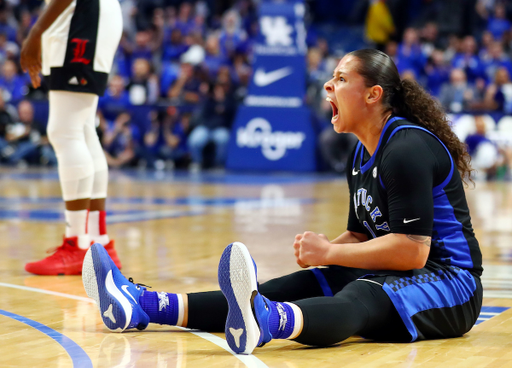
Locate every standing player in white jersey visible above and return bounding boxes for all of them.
[21,0,123,275]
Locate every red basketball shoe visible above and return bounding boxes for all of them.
[103,240,122,270]
[25,236,87,275]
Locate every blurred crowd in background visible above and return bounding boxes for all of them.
[0,0,511,180]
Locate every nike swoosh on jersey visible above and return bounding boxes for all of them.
[352,168,359,175]
[403,218,420,224]
[254,67,293,87]
[121,285,138,304]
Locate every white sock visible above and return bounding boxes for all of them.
[286,302,304,340]
[176,294,186,327]
[65,209,90,249]
[87,210,110,245]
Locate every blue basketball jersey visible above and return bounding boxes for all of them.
[347,116,483,341]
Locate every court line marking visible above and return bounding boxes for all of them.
[183,329,269,368]
[0,197,314,224]
[0,309,93,368]
[0,282,93,303]
[0,282,269,368]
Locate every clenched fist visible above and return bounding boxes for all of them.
[293,231,330,268]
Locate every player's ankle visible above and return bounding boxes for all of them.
[268,301,303,340]
[139,291,187,326]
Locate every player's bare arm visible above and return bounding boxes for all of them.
[404,234,432,247]
[20,0,74,88]
[294,230,368,267]
[296,232,429,270]
[331,230,368,244]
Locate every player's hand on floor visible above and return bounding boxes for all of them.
[296,231,330,267]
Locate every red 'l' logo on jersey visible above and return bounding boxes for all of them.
[70,38,91,65]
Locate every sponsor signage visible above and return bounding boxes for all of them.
[226,106,315,171]
[227,0,315,171]
[245,0,307,104]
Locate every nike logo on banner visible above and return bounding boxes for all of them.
[121,285,138,304]
[254,67,293,87]
[352,168,359,175]
[403,218,420,224]
[229,327,244,348]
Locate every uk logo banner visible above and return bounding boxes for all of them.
[245,0,307,105]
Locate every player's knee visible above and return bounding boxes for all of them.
[46,124,60,147]
[91,168,108,198]
[46,125,74,152]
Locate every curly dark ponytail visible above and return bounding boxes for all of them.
[348,49,473,184]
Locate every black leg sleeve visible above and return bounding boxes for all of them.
[187,291,227,332]
[259,269,325,301]
[186,269,326,332]
[293,280,409,346]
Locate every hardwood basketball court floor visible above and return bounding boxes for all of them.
[1,167,511,368]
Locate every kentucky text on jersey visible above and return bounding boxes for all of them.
[354,187,390,236]
[349,116,482,275]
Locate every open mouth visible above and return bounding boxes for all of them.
[326,97,339,122]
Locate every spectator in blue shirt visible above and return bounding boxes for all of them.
[483,66,512,113]
[0,8,17,43]
[386,40,413,76]
[127,58,159,106]
[101,112,140,168]
[219,9,247,59]
[187,82,235,170]
[443,34,461,64]
[396,28,427,77]
[439,68,479,113]
[189,13,207,39]
[98,75,131,122]
[131,29,160,63]
[482,41,512,83]
[419,22,441,58]
[16,10,33,46]
[168,60,207,107]
[2,100,50,166]
[478,30,495,62]
[112,36,132,79]
[0,88,15,156]
[141,106,189,169]
[117,25,163,80]
[452,36,486,83]
[202,34,228,80]
[175,2,195,36]
[425,49,451,97]
[231,51,251,99]
[0,59,29,104]
[159,62,180,99]
[162,28,189,63]
[234,0,258,37]
[465,115,499,180]
[162,5,177,40]
[0,32,18,64]
[486,3,511,40]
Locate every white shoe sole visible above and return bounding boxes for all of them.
[218,242,260,355]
